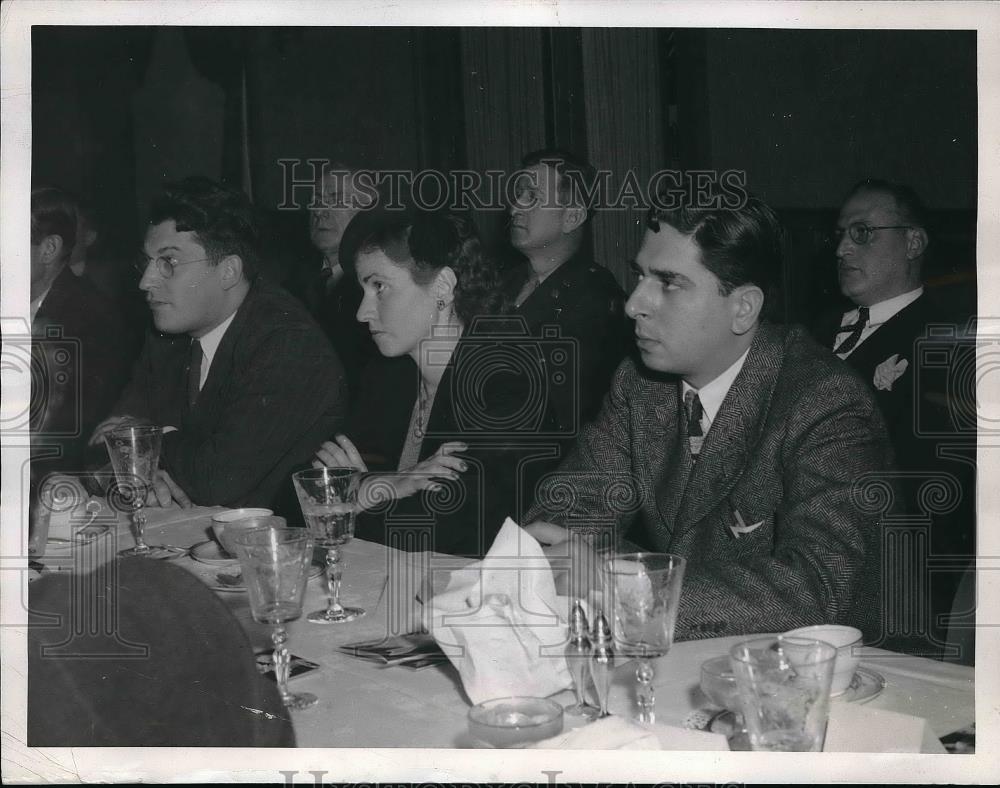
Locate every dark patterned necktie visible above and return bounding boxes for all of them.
[187,339,203,409]
[683,389,704,460]
[834,306,870,355]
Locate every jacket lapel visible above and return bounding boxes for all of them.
[671,323,784,539]
[648,382,691,546]
[185,284,257,423]
[842,294,929,376]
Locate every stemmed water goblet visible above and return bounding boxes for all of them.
[603,552,686,724]
[234,526,318,710]
[104,425,184,559]
[292,467,365,623]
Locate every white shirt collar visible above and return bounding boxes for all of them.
[29,285,54,324]
[843,286,924,328]
[681,347,751,427]
[836,286,923,357]
[194,310,237,389]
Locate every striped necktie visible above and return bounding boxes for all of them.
[834,306,870,355]
[683,389,704,460]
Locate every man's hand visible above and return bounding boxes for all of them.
[88,415,150,447]
[313,434,369,472]
[146,469,193,509]
[524,521,603,602]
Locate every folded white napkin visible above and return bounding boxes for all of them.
[531,716,729,750]
[427,518,572,705]
[825,701,945,753]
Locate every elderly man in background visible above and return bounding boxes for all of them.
[503,148,632,440]
[526,193,892,643]
[815,179,975,658]
[90,176,347,515]
[286,160,379,395]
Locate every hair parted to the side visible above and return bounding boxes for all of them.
[521,147,599,221]
[647,189,784,321]
[845,178,929,231]
[341,207,506,324]
[148,176,260,280]
[31,186,80,259]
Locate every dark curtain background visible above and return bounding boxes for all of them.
[32,26,977,323]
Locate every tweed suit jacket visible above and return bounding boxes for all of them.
[112,278,348,513]
[526,321,891,642]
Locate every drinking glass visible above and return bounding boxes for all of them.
[292,467,364,623]
[603,552,686,724]
[234,527,317,710]
[729,635,837,751]
[104,425,183,558]
[700,655,750,749]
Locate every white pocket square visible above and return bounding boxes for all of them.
[729,510,763,539]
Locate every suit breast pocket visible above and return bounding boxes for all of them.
[720,498,775,552]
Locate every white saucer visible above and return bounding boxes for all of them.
[190,540,238,565]
[210,564,323,593]
[835,666,886,704]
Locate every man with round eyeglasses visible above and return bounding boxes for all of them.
[816,178,975,660]
[90,177,348,515]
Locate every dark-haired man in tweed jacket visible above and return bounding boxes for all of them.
[526,196,892,642]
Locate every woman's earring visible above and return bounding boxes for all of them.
[436,299,445,311]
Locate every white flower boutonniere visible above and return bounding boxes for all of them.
[874,354,909,391]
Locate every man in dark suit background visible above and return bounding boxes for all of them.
[90,177,347,515]
[502,148,632,441]
[30,186,133,476]
[526,194,892,642]
[815,179,975,658]
[283,160,379,396]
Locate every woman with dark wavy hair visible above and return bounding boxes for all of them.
[313,208,558,556]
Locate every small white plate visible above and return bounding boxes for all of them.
[190,540,238,565]
[835,666,886,704]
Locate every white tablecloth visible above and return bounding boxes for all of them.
[37,501,976,750]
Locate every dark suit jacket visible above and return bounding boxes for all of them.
[502,251,632,438]
[31,266,134,475]
[350,322,564,556]
[814,293,976,655]
[283,250,376,397]
[28,557,294,747]
[112,278,348,514]
[526,322,892,642]
[813,294,974,555]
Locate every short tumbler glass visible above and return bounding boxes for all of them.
[729,635,837,752]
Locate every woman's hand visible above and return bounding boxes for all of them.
[396,441,469,498]
[361,442,469,505]
[313,434,369,472]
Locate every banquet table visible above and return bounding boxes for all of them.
[37,500,976,751]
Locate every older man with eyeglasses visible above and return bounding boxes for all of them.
[813,178,976,659]
[90,177,348,515]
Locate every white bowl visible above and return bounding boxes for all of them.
[784,624,862,696]
[210,508,275,556]
[211,507,273,524]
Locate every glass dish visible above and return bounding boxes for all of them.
[468,696,564,748]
